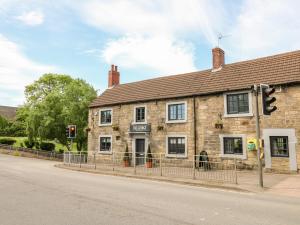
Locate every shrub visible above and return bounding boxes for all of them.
[40,142,55,151]
[0,138,16,145]
[58,149,64,154]
[35,141,40,149]
[24,139,35,148]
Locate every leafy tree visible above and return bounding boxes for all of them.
[22,74,97,151]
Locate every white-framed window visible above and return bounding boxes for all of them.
[219,134,247,159]
[99,108,112,126]
[224,91,253,117]
[99,135,112,154]
[166,135,187,158]
[166,101,187,123]
[133,105,147,124]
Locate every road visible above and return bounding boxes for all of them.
[0,154,299,225]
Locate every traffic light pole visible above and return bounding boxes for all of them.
[254,85,264,188]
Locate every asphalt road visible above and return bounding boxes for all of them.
[0,154,299,225]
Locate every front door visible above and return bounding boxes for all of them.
[135,139,145,166]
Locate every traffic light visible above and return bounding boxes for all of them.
[261,84,277,115]
[66,125,76,138]
[69,125,76,138]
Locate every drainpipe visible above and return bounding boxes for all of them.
[193,96,197,167]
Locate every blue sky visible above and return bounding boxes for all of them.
[0,0,300,106]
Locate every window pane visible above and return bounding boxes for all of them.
[270,136,289,157]
[227,93,249,114]
[168,103,185,120]
[224,137,243,155]
[136,107,145,122]
[101,110,112,124]
[168,137,186,155]
[100,137,111,152]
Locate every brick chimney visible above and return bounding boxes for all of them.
[108,64,120,88]
[212,47,225,70]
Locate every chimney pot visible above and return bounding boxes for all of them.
[212,47,225,71]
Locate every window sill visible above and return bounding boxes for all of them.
[132,122,147,125]
[165,120,187,124]
[271,155,289,158]
[99,123,112,127]
[98,151,112,155]
[220,154,247,160]
[165,154,187,159]
[223,113,253,118]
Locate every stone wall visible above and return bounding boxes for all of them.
[88,84,300,172]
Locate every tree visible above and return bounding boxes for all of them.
[22,74,97,151]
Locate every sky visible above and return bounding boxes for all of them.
[0,0,300,107]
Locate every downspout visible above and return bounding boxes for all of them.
[193,96,197,166]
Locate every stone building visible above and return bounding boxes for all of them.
[88,48,300,173]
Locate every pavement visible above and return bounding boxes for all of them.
[1,154,300,225]
[57,162,300,198]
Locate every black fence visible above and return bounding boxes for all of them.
[0,144,63,161]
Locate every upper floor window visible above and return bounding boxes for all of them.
[270,136,289,157]
[134,106,146,123]
[99,109,112,125]
[166,101,187,123]
[224,92,253,117]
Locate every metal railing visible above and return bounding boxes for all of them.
[0,144,64,161]
[64,152,238,184]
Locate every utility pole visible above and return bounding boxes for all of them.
[254,85,263,188]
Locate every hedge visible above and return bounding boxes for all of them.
[40,142,55,151]
[0,138,16,145]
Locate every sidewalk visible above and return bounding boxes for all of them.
[56,164,300,198]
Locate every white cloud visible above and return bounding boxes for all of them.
[76,0,228,74]
[0,34,55,106]
[226,0,300,60]
[102,34,196,75]
[15,10,44,26]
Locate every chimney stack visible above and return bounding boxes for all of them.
[212,47,225,70]
[108,64,120,88]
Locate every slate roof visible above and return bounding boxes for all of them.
[90,50,300,108]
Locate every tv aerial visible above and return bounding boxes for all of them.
[217,33,231,47]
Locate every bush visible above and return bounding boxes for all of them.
[24,139,35,148]
[35,141,40,149]
[58,149,64,154]
[40,142,55,151]
[0,138,16,145]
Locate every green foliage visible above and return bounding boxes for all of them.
[146,144,153,162]
[0,138,16,145]
[40,142,55,151]
[0,111,26,137]
[22,73,97,151]
[24,139,35,148]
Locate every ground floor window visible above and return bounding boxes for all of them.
[219,134,246,159]
[224,137,243,155]
[270,136,289,157]
[166,136,187,157]
[99,135,112,153]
